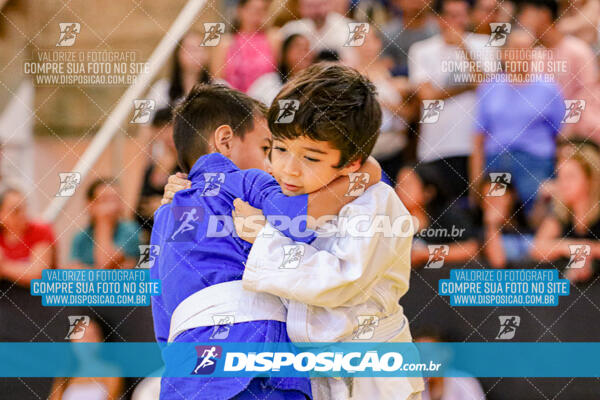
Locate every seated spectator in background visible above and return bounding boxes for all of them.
[479,176,534,268]
[408,0,496,205]
[212,0,278,92]
[470,30,564,221]
[142,31,211,152]
[247,33,313,106]
[383,0,438,76]
[49,319,123,400]
[355,28,413,181]
[531,141,600,283]
[396,164,479,268]
[470,0,499,34]
[0,185,56,287]
[518,0,598,137]
[415,328,487,400]
[557,0,600,48]
[70,179,139,269]
[280,0,356,64]
[147,31,211,113]
[136,108,177,243]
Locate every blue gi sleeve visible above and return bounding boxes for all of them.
[243,169,316,244]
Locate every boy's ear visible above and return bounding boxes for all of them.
[339,158,362,175]
[213,125,235,156]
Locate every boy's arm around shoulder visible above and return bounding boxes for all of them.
[242,184,413,308]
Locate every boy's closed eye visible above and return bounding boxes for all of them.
[273,145,321,163]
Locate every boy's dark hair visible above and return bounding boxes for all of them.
[86,177,116,201]
[518,0,559,21]
[268,63,382,168]
[434,0,472,14]
[151,107,173,128]
[173,84,267,173]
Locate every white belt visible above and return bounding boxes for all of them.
[168,280,287,343]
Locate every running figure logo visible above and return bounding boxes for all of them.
[192,345,222,375]
[136,245,160,268]
[209,315,234,340]
[201,23,225,47]
[486,23,511,47]
[65,315,90,340]
[425,245,449,269]
[420,100,444,123]
[56,172,81,197]
[562,100,586,124]
[346,172,370,197]
[344,23,370,47]
[566,244,591,269]
[56,23,80,47]
[352,315,379,339]
[280,245,305,269]
[201,173,225,196]
[487,172,512,197]
[496,315,520,340]
[130,100,155,124]
[275,100,300,124]
[170,207,202,241]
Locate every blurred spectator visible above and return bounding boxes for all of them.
[408,0,496,204]
[415,328,487,400]
[531,141,600,283]
[557,0,600,47]
[212,0,278,92]
[49,320,123,400]
[70,179,140,269]
[470,30,564,221]
[280,0,356,64]
[147,31,211,112]
[479,176,533,268]
[248,33,313,106]
[383,0,439,76]
[518,0,598,100]
[470,0,499,34]
[269,0,301,27]
[396,164,479,268]
[0,185,56,287]
[355,28,413,180]
[136,108,177,243]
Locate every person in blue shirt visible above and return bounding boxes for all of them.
[151,84,379,400]
[470,30,564,220]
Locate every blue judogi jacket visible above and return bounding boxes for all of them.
[150,153,313,400]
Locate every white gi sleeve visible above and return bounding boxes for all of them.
[242,190,413,309]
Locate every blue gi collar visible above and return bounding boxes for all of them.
[188,153,238,182]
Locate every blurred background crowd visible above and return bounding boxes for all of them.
[0,0,599,398]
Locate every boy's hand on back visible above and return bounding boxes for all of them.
[161,173,191,206]
[232,198,266,244]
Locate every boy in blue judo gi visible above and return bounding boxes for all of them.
[150,84,380,400]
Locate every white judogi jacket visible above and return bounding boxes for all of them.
[243,182,425,400]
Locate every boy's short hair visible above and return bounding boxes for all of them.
[268,63,382,168]
[152,107,173,128]
[173,84,267,172]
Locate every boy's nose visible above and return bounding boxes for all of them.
[283,156,301,177]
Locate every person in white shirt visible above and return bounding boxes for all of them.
[280,0,356,63]
[408,0,497,203]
